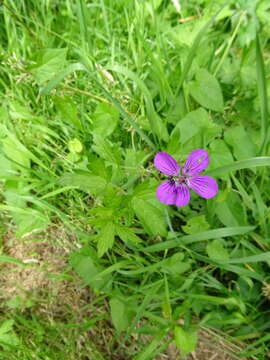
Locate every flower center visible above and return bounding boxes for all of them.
[168,175,188,186]
[178,176,186,183]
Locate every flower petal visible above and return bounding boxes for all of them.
[175,184,190,207]
[182,149,209,175]
[154,152,180,176]
[156,180,178,205]
[188,175,218,199]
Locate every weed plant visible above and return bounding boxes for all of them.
[0,0,270,359]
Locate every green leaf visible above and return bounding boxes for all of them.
[69,246,110,290]
[172,108,220,153]
[0,154,14,180]
[92,103,119,137]
[206,239,229,261]
[132,198,167,237]
[2,135,30,169]
[208,139,234,172]
[30,48,67,84]
[115,225,142,245]
[97,221,115,257]
[182,215,210,234]
[0,320,19,348]
[68,138,83,153]
[124,148,146,178]
[0,125,50,173]
[0,320,15,335]
[109,297,130,333]
[189,68,224,112]
[174,326,198,356]
[224,126,256,160]
[162,253,191,275]
[14,211,49,237]
[4,190,49,238]
[92,135,122,165]
[59,171,107,195]
[215,192,246,227]
[54,96,82,129]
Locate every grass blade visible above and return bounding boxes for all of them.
[143,226,254,252]
[0,255,25,266]
[133,328,169,360]
[217,252,270,264]
[40,63,85,96]
[256,34,269,155]
[76,0,90,51]
[205,157,270,176]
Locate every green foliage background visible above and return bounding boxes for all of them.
[0,0,270,358]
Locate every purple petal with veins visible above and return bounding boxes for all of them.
[156,180,178,205]
[154,152,180,176]
[187,175,218,199]
[182,149,209,175]
[175,184,190,206]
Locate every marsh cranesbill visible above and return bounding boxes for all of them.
[154,149,218,207]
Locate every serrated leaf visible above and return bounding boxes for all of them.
[92,103,119,137]
[189,68,224,112]
[92,135,122,165]
[182,215,210,234]
[60,171,107,195]
[174,326,198,356]
[172,108,220,153]
[115,224,142,244]
[124,148,146,178]
[97,222,115,257]
[132,197,167,237]
[206,239,229,261]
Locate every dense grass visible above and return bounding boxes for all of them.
[0,0,270,358]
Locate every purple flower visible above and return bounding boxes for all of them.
[154,149,218,207]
